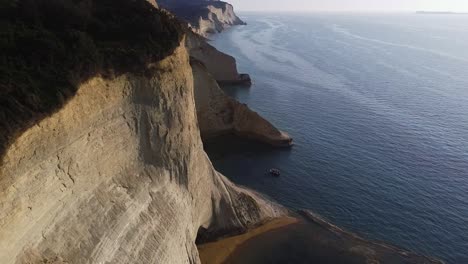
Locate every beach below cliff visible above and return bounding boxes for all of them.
[198,212,443,264]
[206,11,468,263]
[198,217,299,264]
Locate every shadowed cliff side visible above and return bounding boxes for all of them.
[0,42,285,263]
[0,1,286,263]
[191,58,293,147]
[0,0,182,164]
[0,1,448,264]
[186,31,252,85]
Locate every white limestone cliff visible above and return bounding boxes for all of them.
[192,59,293,146]
[158,1,245,37]
[192,2,245,37]
[186,31,251,85]
[0,41,285,264]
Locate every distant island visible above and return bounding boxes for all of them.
[416,11,468,15]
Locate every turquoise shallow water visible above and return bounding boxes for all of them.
[206,13,468,263]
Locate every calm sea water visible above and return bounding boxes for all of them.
[206,13,468,263]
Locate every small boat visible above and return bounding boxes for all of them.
[269,168,281,177]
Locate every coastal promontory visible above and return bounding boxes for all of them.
[158,0,246,36]
[0,1,285,263]
[0,0,445,263]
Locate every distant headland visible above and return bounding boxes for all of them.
[416,11,468,15]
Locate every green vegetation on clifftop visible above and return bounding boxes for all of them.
[0,0,183,162]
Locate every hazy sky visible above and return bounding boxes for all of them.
[229,0,468,12]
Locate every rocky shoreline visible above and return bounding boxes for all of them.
[0,1,288,263]
[198,211,444,264]
[186,2,442,263]
[0,0,443,263]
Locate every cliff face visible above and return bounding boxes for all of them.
[159,1,245,36]
[186,31,251,85]
[192,59,293,146]
[0,2,447,264]
[0,41,284,264]
[0,2,287,263]
[147,0,158,7]
[193,1,245,36]
[0,0,182,162]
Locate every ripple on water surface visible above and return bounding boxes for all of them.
[207,13,468,263]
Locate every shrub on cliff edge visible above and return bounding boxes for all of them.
[0,0,183,163]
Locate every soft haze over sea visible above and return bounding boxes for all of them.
[229,0,468,12]
[206,13,468,263]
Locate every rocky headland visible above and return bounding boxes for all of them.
[158,0,246,37]
[0,0,442,263]
[186,31,252,86]
[191,58,292,146]
[0,1,287,263]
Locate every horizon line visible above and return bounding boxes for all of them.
[234,9,468,14]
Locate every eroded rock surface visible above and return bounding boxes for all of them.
[159,0,245,36]
[186,31,251,85]
[192,59,293,147]
[0,42,285,264]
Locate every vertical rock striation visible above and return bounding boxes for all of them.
[0,1,286,263]
[0,41,285,264]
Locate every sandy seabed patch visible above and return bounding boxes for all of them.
[197,217,299,264]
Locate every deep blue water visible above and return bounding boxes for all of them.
[206,13,468,263]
